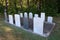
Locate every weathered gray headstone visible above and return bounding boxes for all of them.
[23,12,29,29]
[44,22,54,33]
[20,13,23,26]
[9,15,13,24]
[47,16,53,23]
[29,12,33,30]
[33,14,44,35]
[14,14,21,27]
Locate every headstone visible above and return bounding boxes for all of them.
[14,14,21,27]
[41,12,45,22]
[29,12,33,30]
[44,22,54,33]
[34,14,38,17]
[23,12,29,29]
[33,14,44,35]
[47,16,53,23]
[24,12,28,18]
[20,13,23,18]
[20,13,23,26]
[8,15,13,24]
[29,12,33,19]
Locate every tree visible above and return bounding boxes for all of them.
[5,0,7,9]
[57,0,60,13]
[19,0,23,8]
[27,0,29,8]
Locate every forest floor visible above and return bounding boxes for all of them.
[0,17,60,40]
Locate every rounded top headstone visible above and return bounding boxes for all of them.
[24,12,28,18]
[34,14,38,17]
[20,13,23,17]
[29,12,33,19]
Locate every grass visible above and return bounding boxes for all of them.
[0,17,60,40]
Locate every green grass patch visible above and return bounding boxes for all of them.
[0,17,60,40]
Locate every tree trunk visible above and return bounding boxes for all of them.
[39,0,42,11]
[5,0,8,11]
[27,0,29,8]
[14,0,17,14]
[5,0,8,21]
[37,0,41,10]
[20,0,22,8]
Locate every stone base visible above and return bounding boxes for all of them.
[5,21,55,37]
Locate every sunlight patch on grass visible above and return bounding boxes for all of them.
[1,27,13,32]
[0,24,3,25]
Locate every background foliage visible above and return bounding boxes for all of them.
[0,0,59,16]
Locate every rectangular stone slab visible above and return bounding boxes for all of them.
[20,18,23,26]
[9,15,13,24]
[43,22,55,33]
[33,17,44,35]
[14,14,21,27]
[28,18,33,30]
[23,18,29,29]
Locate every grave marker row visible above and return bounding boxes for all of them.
[8,12,53,36]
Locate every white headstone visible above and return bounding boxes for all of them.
[34,14,38,17]
[33,16,44,35]
[9,15,13,24]
[24,12,28,18]
[47,16,53,23]
[20,13,23,18]
[41,12,45,21]
[14,14,21,27]
[29,12,33,19]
